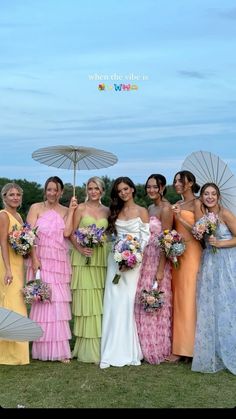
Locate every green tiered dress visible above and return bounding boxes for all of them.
[71,216,108,363]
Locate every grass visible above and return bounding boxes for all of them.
[0,359,236,408]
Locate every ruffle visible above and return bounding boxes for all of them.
[71,244,108,267]
[72,337,100,363]
[71,266,106,290]
[72,288,104,316]
[33,320,71,342]
[32,340,71,361]
[73,315,102,338]
[30,301,71,322]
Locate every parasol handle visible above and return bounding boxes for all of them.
[73,160,76,197]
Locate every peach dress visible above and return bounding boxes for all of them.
[172,210,202,357]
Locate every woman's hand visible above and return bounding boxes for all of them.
[32,257,41,274]
[208,235,220,248]
[77,245,93,257]
[156,271,164,284]
[172,203,181,218]
[68,197,78,213]
[4,270,13,285]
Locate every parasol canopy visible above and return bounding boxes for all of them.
[0,307,43,342]
[181,150,236,215]
[32,145,118,195]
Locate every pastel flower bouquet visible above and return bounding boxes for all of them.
[8,222,38,256]
[140,287,164,313]
[192,212,219,253]
[156,229,186,268]
[112,234,143,284]
[22,280,51,305]
[74,223,107,264]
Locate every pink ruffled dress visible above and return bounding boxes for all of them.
[135,216,172,364]
[26,210,72,361]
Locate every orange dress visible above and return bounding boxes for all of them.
[172,210,202,357]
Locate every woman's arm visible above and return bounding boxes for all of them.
[26,203,41,272]
[209,209,236,248]
[156,206,173,283]
[0,212,13,285]
[64,197,78,237]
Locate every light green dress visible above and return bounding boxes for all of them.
[71,216,109,363]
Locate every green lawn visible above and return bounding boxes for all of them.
[0,359,235,408]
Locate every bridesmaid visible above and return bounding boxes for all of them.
[167,170,202,363]
[0,183,29,365]
[135,174,173,364]
[192,183,236,375]
[70,176,109,364]
[26,176,77,363]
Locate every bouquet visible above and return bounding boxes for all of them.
[22,280,51,305]
[112,234,143,284]
[157,229,185,268]
[8,222,38,256]
[140,287,164,313]
[192,212,219,253]
[74,224,107,264]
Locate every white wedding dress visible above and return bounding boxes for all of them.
[100,217,150,368]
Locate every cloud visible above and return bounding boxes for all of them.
[218,8,236,19]
[178,70,207,79]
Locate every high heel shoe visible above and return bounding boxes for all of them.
[164,354,181,363]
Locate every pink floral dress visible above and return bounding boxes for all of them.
[135,216,172,364]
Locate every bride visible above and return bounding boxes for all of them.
[100,177,150,368]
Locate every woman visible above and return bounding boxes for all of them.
[167,170,202,363]
[135,174,173,364]
[100,177,150,369]
[70,176,109,364]
[26,176,77,362]
[0,183,29,365]
[192,183,236,375]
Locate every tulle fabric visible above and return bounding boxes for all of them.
[135,216,172,364]
[26,209,72,361]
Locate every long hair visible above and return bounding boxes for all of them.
[200,182,221,213]
[173,170,200,194]
[108,177,136,234]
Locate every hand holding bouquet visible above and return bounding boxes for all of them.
[112,234,143,284]
[140,286,164,313]
[22,279,51,305]
[157,229,185,268]
[192,212,219,253]
[74,224,107,264]
[8,222,38,256]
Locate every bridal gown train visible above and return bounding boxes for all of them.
[100,217,150,368]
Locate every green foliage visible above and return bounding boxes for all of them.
[0,176,181,219]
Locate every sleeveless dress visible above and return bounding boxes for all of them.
[0,210,29,365]
[26,209,72,361]
[172,211,202,357]
[100,217,150,368]
[135,216,172,364]
[71,216,108,363]
[192,222,236,374]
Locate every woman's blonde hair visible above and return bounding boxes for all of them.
[1,183,23,205]
[85,176,105,202]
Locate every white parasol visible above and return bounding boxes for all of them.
[0,307,43,342]
[32,145,118,195]
[181,150,236,215]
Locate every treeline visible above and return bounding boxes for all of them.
[0,176,180,219]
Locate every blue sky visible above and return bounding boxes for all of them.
[1,0,236,188]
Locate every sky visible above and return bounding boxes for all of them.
[0,0,236,189]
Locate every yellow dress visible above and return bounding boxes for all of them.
[0,210,29,365]
[172,211,202,357]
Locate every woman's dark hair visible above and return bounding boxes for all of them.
[173,170,200,194]
[145,174,167,196]
[108,177,136,234]
[44,176,64,194]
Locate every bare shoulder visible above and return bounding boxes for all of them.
[221,207,236,223]
[193,198,202,209]
[138,205,149,223]
[0,210,9,222]
[102,205,110,217]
